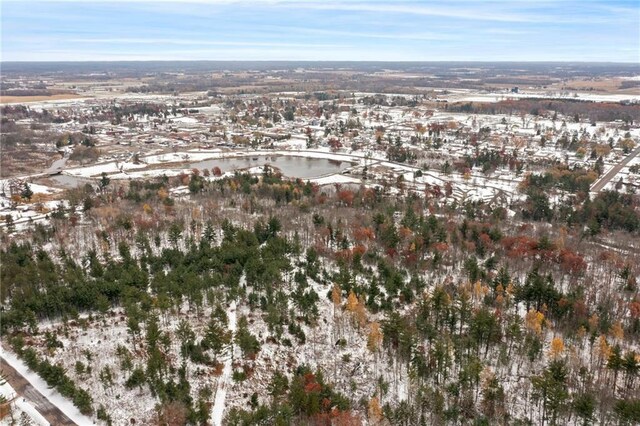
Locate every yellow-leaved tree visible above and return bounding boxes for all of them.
[345,290,358,312]
[344,290,367,328]
[331,283,343,339]
[549,337,565,359]
[609,321,624,341]
[355,295,368,328]
[157,187,169,200]
[597,335,612,362]
[588,314,599,332]
[331,284,342,308]
[368,397,383,424]
[367,322,383,353]
[525,309,545,336]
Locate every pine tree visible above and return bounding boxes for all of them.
[622,351,639,392]
[203,315,231,362]
[176,319,195,359]
[235,315,260,359]
[572,393,595,426]
[531,360,569,425]
[99,172,110,192]
[20,183,33,201]
[202,220,216,246]
[607,345,624,393]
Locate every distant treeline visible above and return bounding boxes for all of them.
[620,80,640,90]
[447,98,640,123]
[0,89,52,97]
[3,61,639,78]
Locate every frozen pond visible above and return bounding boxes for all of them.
[190,155,352,179]
[41,155,353,189]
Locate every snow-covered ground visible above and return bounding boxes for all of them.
[311,174,362,186]
[211,300,237,426]
[452,89,640,104]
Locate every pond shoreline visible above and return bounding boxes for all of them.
[40,153,358,189]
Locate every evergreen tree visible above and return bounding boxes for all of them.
[532,360,569,425]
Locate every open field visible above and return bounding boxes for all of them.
[0,149,62,178]
[0,93,85,104]
[546,77,640,94]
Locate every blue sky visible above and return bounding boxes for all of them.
[1,0,639,62]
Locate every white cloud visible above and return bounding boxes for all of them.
[266,26,460,42]
[68,38,348,49]
[2,46,413,61]
[308,1,633,24]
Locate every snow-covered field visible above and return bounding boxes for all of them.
[453,89,640,104]
[311,174,362,186]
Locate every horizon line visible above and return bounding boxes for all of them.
[2,60,640,64]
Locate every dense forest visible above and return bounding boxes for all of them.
[1,167,639,425]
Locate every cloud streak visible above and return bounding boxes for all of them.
[290,1,636,24]
[68,38,348,49]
